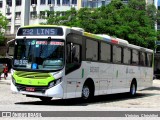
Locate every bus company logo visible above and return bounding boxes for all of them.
[2,112,11,117]
[90,67,99,73]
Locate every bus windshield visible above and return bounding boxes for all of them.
[13,39,64,71]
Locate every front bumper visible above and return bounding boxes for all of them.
[11,81,64,98]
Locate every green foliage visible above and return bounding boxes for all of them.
[0,12,8,46]
[44,0,157,49]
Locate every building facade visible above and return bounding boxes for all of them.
[0,0,81,36]
[157,0,160,30]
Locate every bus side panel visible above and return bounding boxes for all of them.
[139,67,153,90]
[126,66,141,91]
[82,61,100,96]
[65,67,83,99]
[112,64,128,93]
[82,61,113,96]
[98,63,113,95]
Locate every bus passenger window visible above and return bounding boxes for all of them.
[123,48,131,64]
[72,44,80,63]
[66,43,81,74]
[113,45,122,64]
[139,52,145,66]
[100,42,111,62]
[132,50,139,65]
[86,39,98,61]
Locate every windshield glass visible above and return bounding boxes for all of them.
[13,39,64,71]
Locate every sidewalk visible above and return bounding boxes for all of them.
[0,73,11,84]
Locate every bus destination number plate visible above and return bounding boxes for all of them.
[26,87,35,92]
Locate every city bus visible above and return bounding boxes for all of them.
[11,25,153,101]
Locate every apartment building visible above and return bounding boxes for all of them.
[0,0,81,36]
[157,0,160,30]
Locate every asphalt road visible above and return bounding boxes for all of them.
[0,74,160,119]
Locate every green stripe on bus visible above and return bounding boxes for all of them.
[13,71,55,86]
[116,70,118,78]
[82,69,84,78]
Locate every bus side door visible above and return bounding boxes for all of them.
[65,43,82,98]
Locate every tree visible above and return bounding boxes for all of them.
[0,12,8,46]
[44,7,77,26]
[44,0,157,49]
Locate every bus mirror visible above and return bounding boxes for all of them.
[47,37,51,43]
[7,47,9,53]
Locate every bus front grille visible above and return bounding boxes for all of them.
[16,84,48,93]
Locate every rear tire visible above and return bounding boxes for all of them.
[129,82,137,96]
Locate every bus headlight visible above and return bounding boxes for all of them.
[49,78,62,88]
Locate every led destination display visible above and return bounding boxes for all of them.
[17,27,63,36]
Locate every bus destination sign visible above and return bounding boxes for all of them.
[17,27,63,36]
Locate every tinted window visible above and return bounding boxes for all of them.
[113,45,122,64]
[100,42,111,62]
[31,0,37,5]
[40,0,46,4]
[48,0,55,4]
[0,1,2,8]
[16,0,21,6]
[72,0,77,4]
[139,52,146,66]
[86,39,98,61]
[57,0,60,5]
[123,48,131,64]
[7,0,12,6]
[132,49,139,65]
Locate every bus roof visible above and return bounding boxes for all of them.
[84,32,153,53]
[20,24,70,28]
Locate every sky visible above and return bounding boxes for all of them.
[158,0,160,6]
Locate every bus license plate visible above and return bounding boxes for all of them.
[26,87,35,92]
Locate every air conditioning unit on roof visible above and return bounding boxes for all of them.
[71,27,85,32]
[32,4,36,7]
[49,4,53,7]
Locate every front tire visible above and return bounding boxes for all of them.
[39,97,52,102]
[82,84,93,101]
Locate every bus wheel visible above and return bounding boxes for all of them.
[39,97,52,102]
[82,84,93,101]
[129,82,137,96]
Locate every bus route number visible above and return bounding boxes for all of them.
[23,29,34,35]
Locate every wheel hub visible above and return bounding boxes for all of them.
[83,86,90,98]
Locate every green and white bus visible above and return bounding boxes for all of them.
[11,25,153,101]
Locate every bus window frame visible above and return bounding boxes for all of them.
[65,34,82,75]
